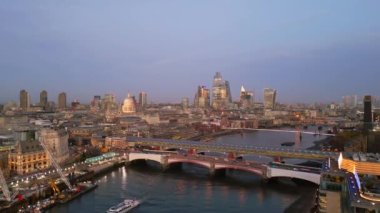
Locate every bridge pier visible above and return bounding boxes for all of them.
[227,152,236,160]
[209,169,226,177]
[161,155,169,171]
[273,156,282,163]
[124,153,130,166]
[166,162,182,171]
[188,148,197,155]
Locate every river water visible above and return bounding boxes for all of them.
[50,127,326,213]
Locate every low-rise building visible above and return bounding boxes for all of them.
[39,128,70,163]
[8,140,49,175]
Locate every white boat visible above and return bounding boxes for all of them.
[106,199,140,213]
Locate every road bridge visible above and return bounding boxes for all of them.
[222,127,336,136]
[127,137,338,160]
[125,152,322,184]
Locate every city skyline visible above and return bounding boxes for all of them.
[1,1,380,104]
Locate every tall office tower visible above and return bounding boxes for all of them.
[212,72,232,109]
[93,95,101,103]
[194,86,210,108]
[40,90,48,109]
[364,95,373,131]
[342,95,358,108]
[240,86,254,109]
[138,92,147,109]
[101,94,118,111]
[58,92,67,110]
[263,88,277,110]
[182,97,189,109]
[91,95,101,109]
[19,89,30,111]
[225,81,232,103]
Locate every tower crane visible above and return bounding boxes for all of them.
[39,137,73,191]
[0,168,11,202]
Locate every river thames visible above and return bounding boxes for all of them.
[50,128,327,213]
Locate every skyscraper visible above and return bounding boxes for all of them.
[263,88,277,110]
[194,86,210,108]
[101,94,118,111]
[40,90,48,109]
[182,97,189,109]
[138,92,147,109]
[58,92,67,110]
[212,72,232,109]
[364,95,373,131]
[19,89,30,111]
[342,95,358,109]
[240,86,254,109]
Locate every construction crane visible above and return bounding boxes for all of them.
[39,137,73,191]
[0,168,11,202]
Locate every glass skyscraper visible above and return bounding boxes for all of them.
[263,88,277,110]
[211,72,232,109]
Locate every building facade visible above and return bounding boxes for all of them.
[9,130,49,175]
[19,89,30,111]
[102,94,118,111]
[263,88,277,110]
[363,95,373,131]
[138,92,147,110]
[182,97,189,109]
[40,90,48,110]
[58,92,67,110]
[39,128,70,163]
[194,86,210,108]
[240,86,254,109]
[212,72,232,109]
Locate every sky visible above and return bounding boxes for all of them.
[1,1,380,104]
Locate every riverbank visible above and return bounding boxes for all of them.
[307,136,334,151]
[186,129,242,142]
[284,186,317,213]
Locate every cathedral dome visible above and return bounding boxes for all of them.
[122,94,136,114]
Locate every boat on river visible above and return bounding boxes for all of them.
[106,199,140,213]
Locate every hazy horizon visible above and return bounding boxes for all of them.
[1,1,380,104]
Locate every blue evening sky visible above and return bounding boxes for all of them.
[1,1,379,104]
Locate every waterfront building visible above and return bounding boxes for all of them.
[240,86,254,109]
[318,171,345,212]
[363,95,373,131]
[212,72,232,109]
[122,94,137,114]
[105,136,129,149]
[138,92,148,110]
[9,130,49,175]
[19,89,30,111]
[194,86,210,108]
[58,92,67,110]
[39,128,69,163]
[39,90,48,110]
[263,88,277,110]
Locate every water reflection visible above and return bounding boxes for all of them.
[204,182,213,201]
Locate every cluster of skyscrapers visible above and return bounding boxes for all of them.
[19,89,67,112]
[193,72,276,110]
[18,72,279,112]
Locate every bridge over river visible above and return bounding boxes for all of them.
[127,137,338,160]
[124,152,322,185]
